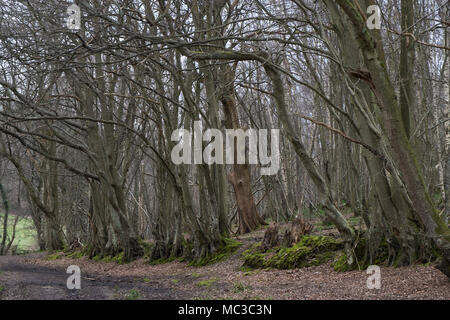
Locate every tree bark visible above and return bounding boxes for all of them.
[221,65,266,233]
[336,0,450,276]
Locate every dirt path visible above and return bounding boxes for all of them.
[1,237,449,300]
[0,253,181,300]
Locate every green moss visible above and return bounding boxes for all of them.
[91,252,125,264]
[242,235,343,270]
[331,237,389,272]
[188,238,242,267]
[242,269,260,276]
[100,252,125,264]
[432,212,450,241]
[232,282,249,293]
[46,252,63,261]
[101,256,112,263]
[66,250,84,259]
[138,239,154,259]
[125,289,142,300]
[47,249,84,261]
[113,252,124,264]
[241,252,267,269]
[196,278,217,287]
[149,256,178,265]
[242,242,263,255]
[331,254,350,272]
[171,279,180,284]
[240,265,253,273]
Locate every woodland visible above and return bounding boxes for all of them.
[0,0,449,290]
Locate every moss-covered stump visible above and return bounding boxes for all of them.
[241,235,343,270]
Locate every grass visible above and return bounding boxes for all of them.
[66,250,84,259]
[0,213,37,254]
[125,289,142,300]
[232,282,250,293]
[191,272,202,278]
[242,269,260,276]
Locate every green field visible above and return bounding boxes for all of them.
[0,213,38,254]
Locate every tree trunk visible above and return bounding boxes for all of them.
[221,65,266,234]
[399,0,415,138]
[336,0,450,277]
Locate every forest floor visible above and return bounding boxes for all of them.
[0,225,449,300]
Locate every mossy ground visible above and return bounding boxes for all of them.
[196,278,218,287]
[47,249,125,264]
[66,250,84,259]
[92,252,125,264]
[232,282,250,293]
[47,238,153,264]
[149,256,179,265]
[241,235,343,270]
[188,238,242,267]
[46,252,64,260]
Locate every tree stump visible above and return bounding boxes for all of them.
[261,223,279,251]
[69,237,83,251]
[283,215,313,247]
